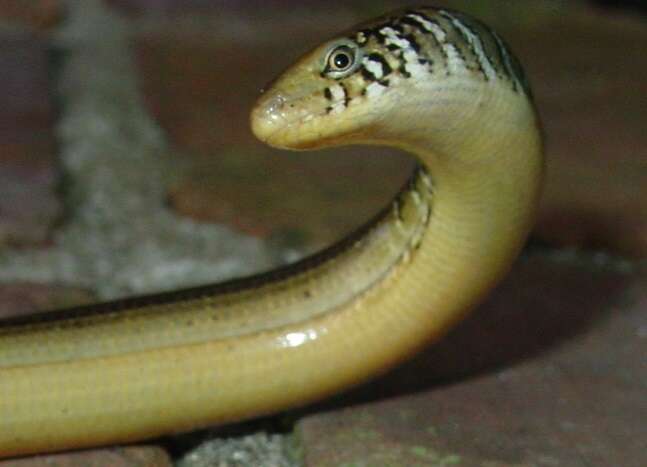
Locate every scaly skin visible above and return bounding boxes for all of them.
[0,7,543,458]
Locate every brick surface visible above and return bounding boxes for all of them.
[0,283,93,319]
[0,0,63,31]
[518,9,647,258]
[0,445,172,467]
[0,32,60,247]
[107,0,294,15]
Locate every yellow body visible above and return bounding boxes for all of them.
[0,7,543,458]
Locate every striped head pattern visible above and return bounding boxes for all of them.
[251,7,530,151]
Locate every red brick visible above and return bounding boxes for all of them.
[0,32,60,246]
[0,445,172,467]
[0,283,94,319]
[0,0,63,31]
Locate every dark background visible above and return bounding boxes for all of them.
[594,0,647,10]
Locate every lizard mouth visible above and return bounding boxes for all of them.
[250,87,335,150]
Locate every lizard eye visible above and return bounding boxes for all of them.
[323,42,361,79]
[329,47,353,70]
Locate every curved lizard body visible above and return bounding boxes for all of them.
[0,7,543,458]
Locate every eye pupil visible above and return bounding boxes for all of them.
[333,52,351,69]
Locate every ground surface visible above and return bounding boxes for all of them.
[0,1,645,466]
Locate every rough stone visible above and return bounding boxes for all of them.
[177,433,298,467]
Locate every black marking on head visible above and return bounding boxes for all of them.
[474,59,489,80]
[390,23,405,34]
[324,87,333,100]
[367,52,393,76]
[411,17,446,66]
[394,51,412,79]
[440,9,491,47]
[399,15,430,34]
[439,10,490,81]
[410,10,438,26]
[325,105,333,114]
[402,33,421,54]
[360,66,377,82]
[339,82,351,106]
[357,28,371,39]
[429,18,447,36]
[390,35,432,79]
[443,42,467,77]
[491,30,531,95]
[399,63,412,79]
[358,20,395,45]
[489,31,509,80]
[373,32,387,45]
[462,43,489,79]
